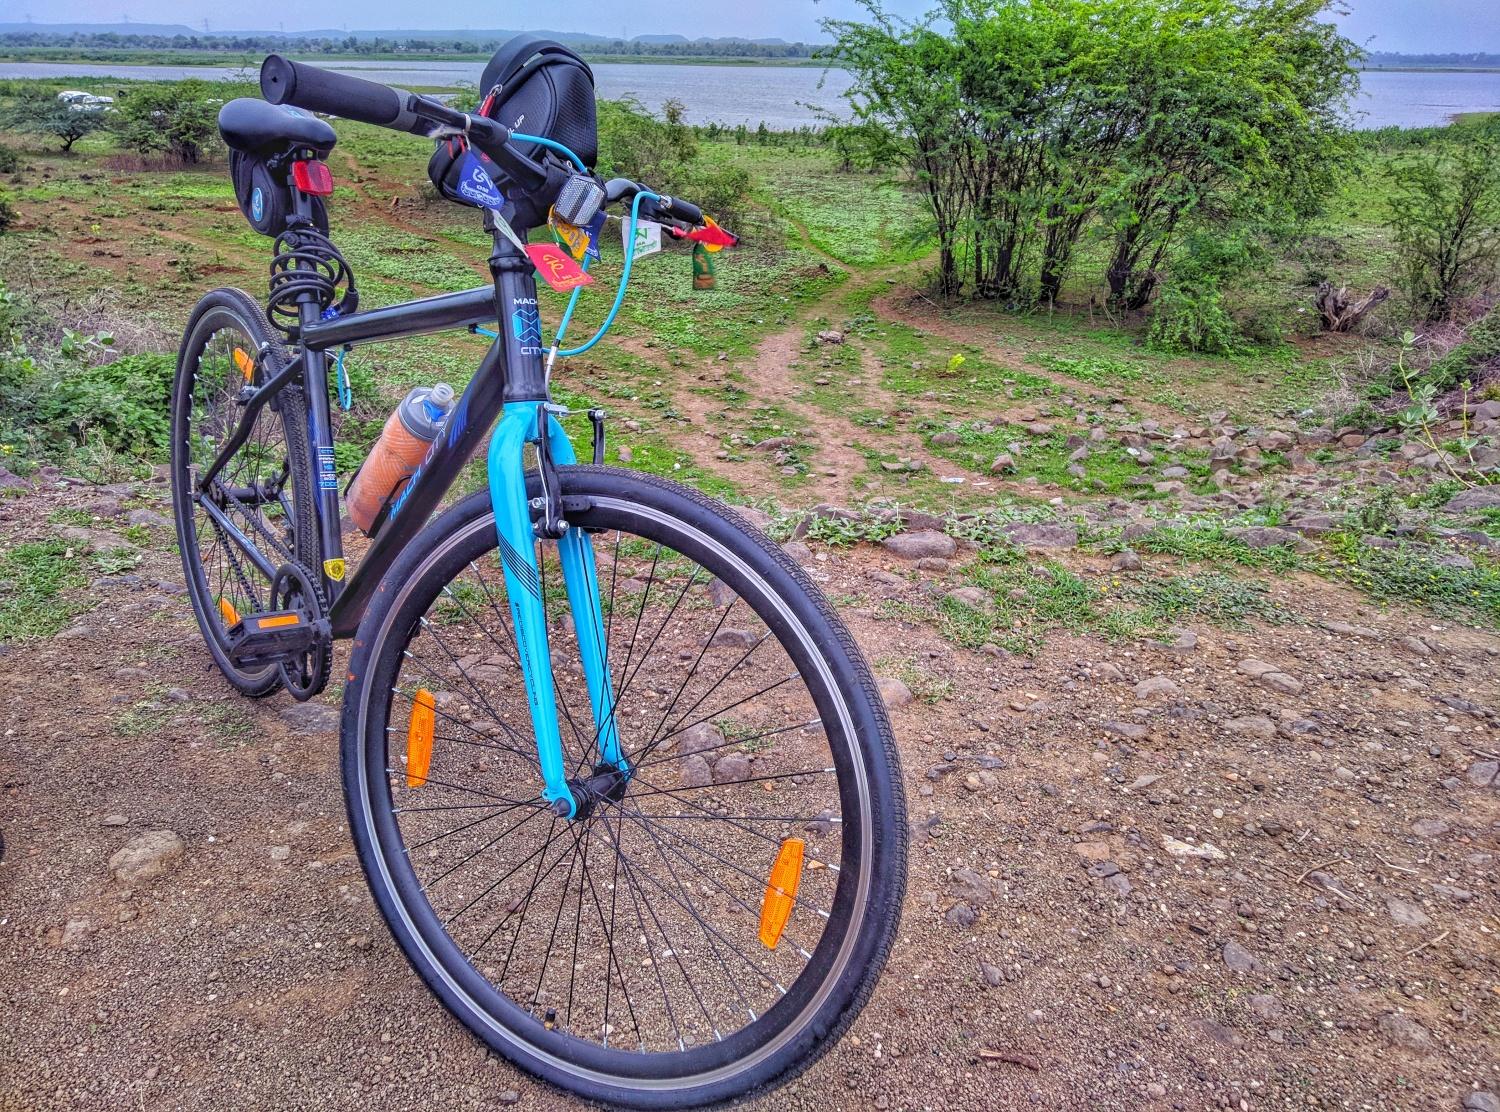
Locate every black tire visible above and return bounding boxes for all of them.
[171,288,318,697]
[341,467,907,1108]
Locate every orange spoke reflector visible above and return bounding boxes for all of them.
[758,837,804,949]
[217,597,240,626]
[407,689,436,788]
[232,346,255,382]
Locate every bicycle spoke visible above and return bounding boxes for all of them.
[378,495,870,1060]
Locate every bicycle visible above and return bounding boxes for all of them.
[171,42,906,1108]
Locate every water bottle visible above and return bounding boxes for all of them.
[346,383,455,535]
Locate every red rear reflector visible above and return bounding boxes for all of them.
[292,160,334,196]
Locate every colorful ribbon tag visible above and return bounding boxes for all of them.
[551,208,591,261]
[626,219,663,260]
[583,211,606,261]
[525,243,595,292]
[688,217,738,252]
[456,150,506,211]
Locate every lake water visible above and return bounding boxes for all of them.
[2,60,1497,131]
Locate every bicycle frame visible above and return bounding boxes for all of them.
[206,192,619,816]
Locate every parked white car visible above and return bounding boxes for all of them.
[56,90,114,111]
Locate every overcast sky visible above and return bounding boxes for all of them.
[15,1,1500,54]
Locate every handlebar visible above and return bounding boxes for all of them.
[260,54,548,194]
[261,55,421,132]
[259,55,714,233]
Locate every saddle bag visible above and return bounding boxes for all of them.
[428,35,598,207]
[230,149,328,237]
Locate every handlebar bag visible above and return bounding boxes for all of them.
[230,149,329,237]
[428,34,597,207]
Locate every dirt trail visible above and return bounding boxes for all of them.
[657,242,955,505]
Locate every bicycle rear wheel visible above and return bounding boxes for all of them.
[171,288,318,696]
[341,467,907,1108]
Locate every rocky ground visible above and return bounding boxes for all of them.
[1,447,1498,1112]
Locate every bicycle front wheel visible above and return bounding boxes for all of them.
[341,467,906,1108]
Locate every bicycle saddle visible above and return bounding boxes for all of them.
[218,98,336,156]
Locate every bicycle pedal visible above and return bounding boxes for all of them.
[224,609,320,668]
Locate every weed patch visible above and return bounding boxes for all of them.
[0,539,88,640]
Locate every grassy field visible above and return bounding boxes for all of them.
[1,93,1498,633]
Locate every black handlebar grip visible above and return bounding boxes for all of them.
[657,195,705,226]
[260,55,424,134]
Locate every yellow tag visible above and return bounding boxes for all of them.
[703,216,727,254]
[549,207,591,261]
[323,558,346,582]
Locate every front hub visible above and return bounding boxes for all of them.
[564,760,631,821]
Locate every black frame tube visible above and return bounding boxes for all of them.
[204,211,547,637]
[300,285,496,351]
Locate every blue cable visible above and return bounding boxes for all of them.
[508,133,587,171]
[556,192,655,357]
[495,133,657,358]
[334,346,353,411]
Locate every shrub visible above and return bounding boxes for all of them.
[0,144,20,173]
[1147,233,1253,355]
[596,97,749,224]
[0,87,108,152]
[596,96,698,184]
[110,80,222,164]
[0,189,15,234]
[1424,310,1500,394]
[35,352,175,457]
[1387,127,1500,321]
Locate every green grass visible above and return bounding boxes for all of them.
[0,540,88,641]
[886,559,1293,654]
[1319,532,1500,623]
[1091,520,1305,570]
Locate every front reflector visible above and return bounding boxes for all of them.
[407,688,436,788]
[759,837,804,949]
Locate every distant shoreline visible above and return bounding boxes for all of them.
[0,50,1495,73]
[0,49,829,68]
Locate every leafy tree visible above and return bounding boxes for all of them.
[110,80,221,164]
[826,0,1358,308]
[0,87,108,152]
[1100,0,1360,309]
[1387,125,1500,321]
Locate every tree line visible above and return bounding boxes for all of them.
[827,0,1361,347]
[0,31,817,60]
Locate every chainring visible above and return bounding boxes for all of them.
[270,562,332,702]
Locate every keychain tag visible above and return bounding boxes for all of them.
[550,207,592,261]
[525,243,595,292]
[456,150,507,210]
[583,211,606,261]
